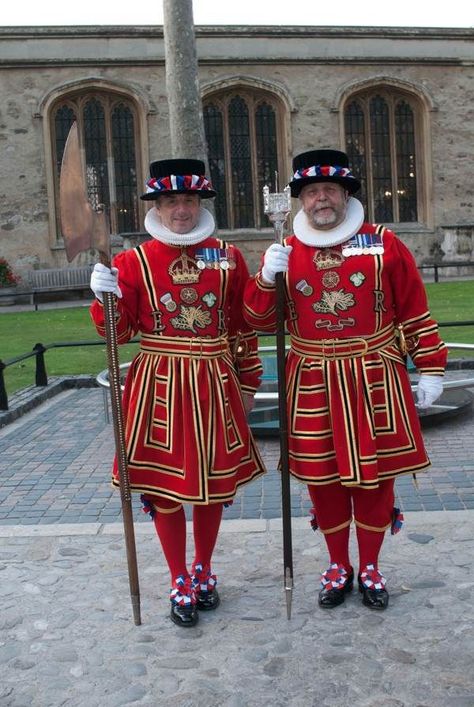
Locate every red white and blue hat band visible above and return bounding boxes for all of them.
[145,174,214,195]
[292,164,355,182]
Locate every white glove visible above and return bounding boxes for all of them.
[90,263,122,303]
[261,243,293,284]
[416,374,444,409]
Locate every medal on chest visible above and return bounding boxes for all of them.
[195,247,236,270]
[341,233,384,257]
[159,292,178,312]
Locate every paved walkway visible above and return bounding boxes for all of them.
[0,380,474,705]
[0,511,473,706]
[1,384,474,526]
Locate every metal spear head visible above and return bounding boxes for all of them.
[59,122,111,265]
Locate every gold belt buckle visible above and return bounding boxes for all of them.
[321,339,336,361]
[351,338,369,356]
[189,338,203,358]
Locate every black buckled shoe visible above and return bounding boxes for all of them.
[169,575,199,627]
[318,563,354,608]
[358,564,389,610]
[170,602,199,627]
[196,588,220,611]
[192,563,220,612]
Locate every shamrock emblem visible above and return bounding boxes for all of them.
[349,272,366,287]
[202,292,217,307]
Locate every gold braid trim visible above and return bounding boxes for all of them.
[354,519,391,532]
[320,518,353,535]
[153,503,183,514]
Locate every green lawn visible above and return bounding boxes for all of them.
[1,279,473,397]
[424,280,474,345]
[0,305,139,397]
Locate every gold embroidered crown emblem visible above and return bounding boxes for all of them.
[168,251,201,285]
[313,249,345,271]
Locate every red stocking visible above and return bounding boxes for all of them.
[151,498,187,582]
[307,483,352,570]
[323,525,351,569]
[353,480,394,572]
[192,503,224,571]
[355,527,385,572]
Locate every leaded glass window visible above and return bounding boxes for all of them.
[52,92,140,238]
[84,99,109,213]
[54,105,76,181]
[395,101,417,222]
[344,89,420,223]
[256,102,278,217]
[204,89,284,230]
[229,97,253,228]
[205,103,228,227]
[112,104,139,234]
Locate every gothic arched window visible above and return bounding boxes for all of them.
[344,89,423,224]
[204,89,285,230]
[52,92,141,238]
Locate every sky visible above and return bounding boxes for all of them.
[1,0,472,28]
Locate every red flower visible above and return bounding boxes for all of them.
[0,258,20,288]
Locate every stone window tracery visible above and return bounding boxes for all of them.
[203,88,285,230]
[344,88,423,224]
[52,92,140,238]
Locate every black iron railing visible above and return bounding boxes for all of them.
[1,324,474,412]
[418,261,474,283]
[0,339,140,411]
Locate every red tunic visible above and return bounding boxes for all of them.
[91,236,265,504]
[243,224,447,488]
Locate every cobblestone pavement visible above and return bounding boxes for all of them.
[1,362,474,706]
[1,512,473,706]
[1,381,474,526]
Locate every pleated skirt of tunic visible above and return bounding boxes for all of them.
[112,345,265,504]
[285,346,430,488]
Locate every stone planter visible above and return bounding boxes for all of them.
[0,287,18,306]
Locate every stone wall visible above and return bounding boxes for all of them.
[0,25,472,275]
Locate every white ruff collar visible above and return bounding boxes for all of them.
[144,207,216,246]
[293,197,365,247]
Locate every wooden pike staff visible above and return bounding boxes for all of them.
[59,123,141,626]
[263,180,294,619]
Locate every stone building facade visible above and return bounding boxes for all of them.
[0,25,472,276]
